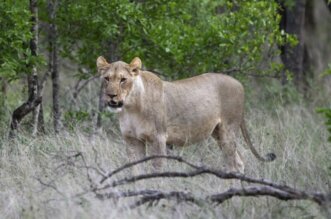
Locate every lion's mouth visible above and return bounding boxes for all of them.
[107,101,123,113]
[108,101,123,108]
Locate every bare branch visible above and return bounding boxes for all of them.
[127,191,199,209]
[94,186,328,210]
[96,155,330,207]
[208,186,327,205]
[35,177,66,197]
[42,152,331,211]
[92,147,107,174]
[99,155,202,184]
[99,155,300,197]
[94,189,200,209]
[73,75,99,99]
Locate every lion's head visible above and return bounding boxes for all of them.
[96,56,142,112]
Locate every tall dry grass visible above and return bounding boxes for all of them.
[0,100,330,218]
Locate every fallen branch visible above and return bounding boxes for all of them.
[97,170,329,206]
[41,152,331,211]
[93,186,327,210]
[209,186,328,205]
[98,155,309,198]
[127,190,199,209]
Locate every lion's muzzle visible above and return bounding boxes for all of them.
[108,100,123,108]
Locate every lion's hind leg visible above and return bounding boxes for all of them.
[212,123,245,173]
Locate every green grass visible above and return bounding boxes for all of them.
[0,101,330,218]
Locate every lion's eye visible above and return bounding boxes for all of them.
[120,78,127,83]
[104,76,110,82]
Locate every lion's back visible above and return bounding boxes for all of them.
[163,73,245,145]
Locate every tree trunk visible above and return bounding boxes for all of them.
[30,74,40,136]
[29,0,41,136]
[48,0,61,133]
[324,0,331,11]
[1,78,7,95]
[279,0,307,90]
[9,79,42,138]
[0,78,7,121]
[302,0,316,97]
[9,0,40,138]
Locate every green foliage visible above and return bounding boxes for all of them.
[0,0,291,81]
[321,63,331,76]
[280,0,296,9]
[317,108,331,142]
[52,0,143,72]
[51,0,288,79]
[0,1,43,82]
[64,110,90,130]
[317,66,331,142]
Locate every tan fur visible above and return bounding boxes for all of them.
[96,56,275,172]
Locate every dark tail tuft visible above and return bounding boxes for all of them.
[265,153,276,162]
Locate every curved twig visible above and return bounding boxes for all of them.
[99,155,203,184]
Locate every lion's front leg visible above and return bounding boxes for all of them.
[124,136,146,168]
[147,134,167,171]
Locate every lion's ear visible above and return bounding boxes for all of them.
[96,56,109,74]
[129,57,142,76]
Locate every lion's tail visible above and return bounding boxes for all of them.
[240,120,276,162]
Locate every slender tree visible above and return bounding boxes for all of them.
[0,78,7,122]
[278,0,307,89]
[29,0,41,136]
[9,0,41,138]
[48,0,60,133]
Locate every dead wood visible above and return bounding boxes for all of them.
[38,152,331,212]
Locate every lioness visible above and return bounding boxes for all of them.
[97,56,276,172]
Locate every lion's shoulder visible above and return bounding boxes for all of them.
[140,71,163,90]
